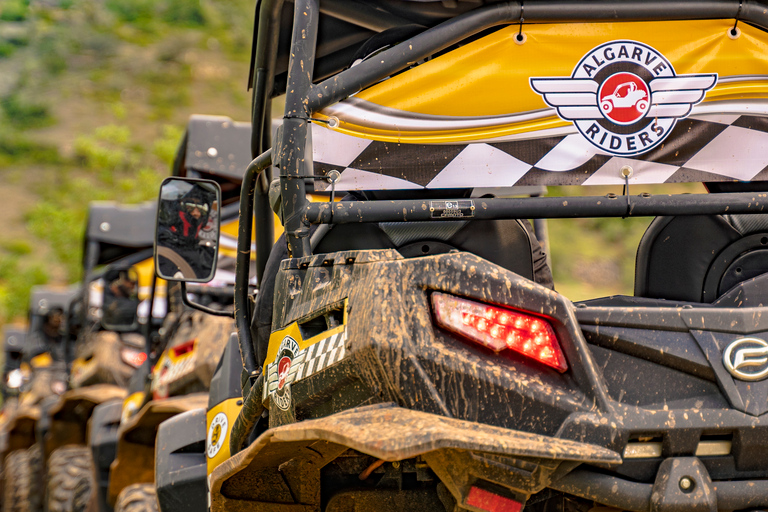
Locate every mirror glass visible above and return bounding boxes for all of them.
[155,177,221,283]
[101,265,140,331]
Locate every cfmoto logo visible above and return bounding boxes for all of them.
[723,338,768,381]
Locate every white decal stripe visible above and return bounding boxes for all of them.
[557,106,602,120]
[652,90,707,104]
[683,125,768,180]
[531,78,598,93]
[305,357,317,378]
[295,361,306,381]
[540,92,596,107]
[535,134,602,172]
[647,104,692,118]
[317,352,328,371]
[328,347,339,365]
[651,75,717,92]
[316,337,328,356]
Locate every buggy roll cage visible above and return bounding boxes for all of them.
[235,0,768,382]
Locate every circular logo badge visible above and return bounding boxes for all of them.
[530,40,717,157]
[723,337,768,381]
[206,412,228,459]
[598,72,650,125]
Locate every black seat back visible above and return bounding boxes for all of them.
[635,214,768,303]
[314,219,537,281]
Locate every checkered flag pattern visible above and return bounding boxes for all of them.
[311,114,768,191]
[294,330,347,381]
[264,330,348,397]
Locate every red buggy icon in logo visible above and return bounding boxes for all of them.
[277,355,292,390]
[530,40,717,156]
[598,73,649,124]
[271,335,301,410]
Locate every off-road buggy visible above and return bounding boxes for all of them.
[41,200,163,512]
[2,325,28,402]
[158,1,768,511]
[89,115,255,512]
[1,285,78,512]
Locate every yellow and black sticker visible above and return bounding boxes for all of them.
[206,397,242,474]
[263,304,349,411]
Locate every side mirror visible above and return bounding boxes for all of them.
[155,177,221,283]
[101,265,140,331]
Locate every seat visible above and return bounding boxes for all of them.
[314,218,542,283]
[635,214,768,303]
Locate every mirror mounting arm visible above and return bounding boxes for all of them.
[179,282,233,318]
[237,150,273,385]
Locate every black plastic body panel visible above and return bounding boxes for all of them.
[156,408,207,512]
[262,249,768,506]
[208,332,243,409]
[89,398,124,512]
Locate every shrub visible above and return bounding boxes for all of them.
[1,94,54,130]
[0,0,29,22]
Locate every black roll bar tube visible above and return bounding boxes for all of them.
[307,0,761,113]
[278,0,319,258]
[236,149,273,384]
[251,0,284,280]
[304,192,768,225]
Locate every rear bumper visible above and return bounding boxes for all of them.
[552,457,768,512]
[155,408,207,512]
[89,398,124,512]
[209,403,620,512]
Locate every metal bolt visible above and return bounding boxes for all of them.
[620,165,633,178]
[100,222,110,232]
[207,147,218,158]
[679,477,693,491]
[327,116,340,129]
[326,170,341,183]
[391,461,400,469]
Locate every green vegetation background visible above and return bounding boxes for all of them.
[0,0,701,326]
[0,0,254,324]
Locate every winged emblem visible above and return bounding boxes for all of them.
[530,74,717,122]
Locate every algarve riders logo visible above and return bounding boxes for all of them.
[531,40,717,156]
[272,336,300,411]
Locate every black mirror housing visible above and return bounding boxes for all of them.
[154,177,221,283]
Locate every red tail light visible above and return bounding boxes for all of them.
[431,292,568,372]
[171,339,196,358]
[466,486,522,512]
[120,347,147,368]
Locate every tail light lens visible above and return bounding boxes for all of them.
[466,486,522,512]
[431,292,568,372]
[120,347,148,368]
[171,339,196,358]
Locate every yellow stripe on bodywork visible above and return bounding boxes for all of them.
[316,19,768,143]
[264,301,349,367]
[121,391,146,424]
[206,397,242,474]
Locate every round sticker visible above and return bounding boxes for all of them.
[530,40,717,156]
[206,412,228,459]
[598,72,649,125]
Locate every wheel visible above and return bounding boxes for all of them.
[45,446,94,512]
[3,449,31,512]
[26,445,43,512]
[636,99,649,112]
[600,100,613,114]
[114,484,158,512]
